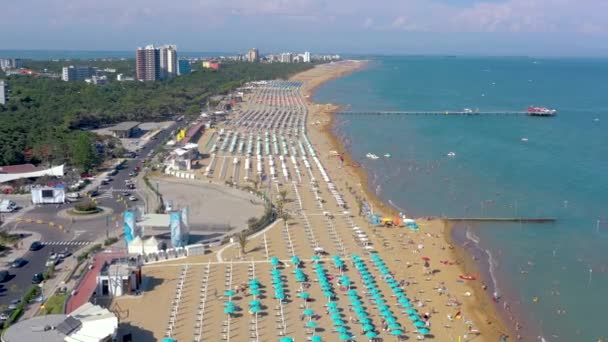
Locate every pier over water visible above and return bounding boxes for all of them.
[337,110,553,117]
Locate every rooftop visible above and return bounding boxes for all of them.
[109,121,140,131]
[2,303,117,342]
[0,164,39,174]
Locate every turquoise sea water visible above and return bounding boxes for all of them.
[315,57,608,341]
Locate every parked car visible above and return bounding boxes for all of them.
[121,191,130,196]
[9,258,27,268]
[32,273,44,284]
[29,241,43,251]
[0,271,10,282]
[0,310,12,320]
[8,299,20,310]
[128,196,137,201]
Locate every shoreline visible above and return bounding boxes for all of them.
[291,60,513,341]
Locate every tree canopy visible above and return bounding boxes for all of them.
[0,61,314,166]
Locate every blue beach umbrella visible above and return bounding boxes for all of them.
[406,308,417,315]
[224,290,236,297]
[359,317,372,324]
[409,314,421,321]
[347,289,357,296]
[250,306,261,313]
[327,301,338,308]
[414,321,426,327]
[417,328,430,335]
[386,316,397,324]
[312,255,320,262]
[250,289,261,296]
[306,321,318,329]
[299,292,310,299]
[362,324,374,332]
[388,323,401,330]
[311,336,322,342]
[335,326,348,333]
[303,308,314,316]
[331,313,342,320]
[357,312,369,319]
[224,307,235,314]
[280,337,294,342]
[333,319,345,326]
[339,333,352,341]
[365,331,378,339]
[162,339,176,342]
[249,300,260,306]
[391,329,404,336]
[401,302,413,308]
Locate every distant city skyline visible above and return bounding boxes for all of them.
[1,0,608,56]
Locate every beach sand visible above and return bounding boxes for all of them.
[291,60,511,341]
[112,60,511,342]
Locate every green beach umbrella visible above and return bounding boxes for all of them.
[311,336,322,342]
[414,321,426,327]
[362,324,374,332]
[331,313,341,320]
[327,301,338,308]
[280,337,294,342]
[250,306,261,313]
[224,307,235,314]
[251,288,261,296]
[347,289,357,296]
[303,308,314,316]
[406,308,417,315]
[249,299,260,306]
[409,314,421,321]
[162,339,176,342]
[312,255,320,261]
[357,312,369,319]
[224,290,236,297]
[401,302,413,308]
[378,304,389,311]
[299,292,310,299]
[386,316,397,324]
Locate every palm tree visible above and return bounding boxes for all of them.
[237,231,248,255]
[281,211,291,225]
[278,189,288,203]
[247,217,258,231]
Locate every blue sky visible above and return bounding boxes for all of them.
[1,0,607,56]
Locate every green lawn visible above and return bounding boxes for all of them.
[41,293,68,315]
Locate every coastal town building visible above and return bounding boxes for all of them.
[136,45,160,81]
[280,52,293,63]
[178,59,191,75]
[247,48,260,62]
[108,121,140,138]
[0,79,7,105]
[303,51,311,63]
[116,73,135,81]
[1,303,118,342]
[202,60,220,70]
[159,44,178,79]
[96,258,142,297]
[0,58,23,71]
[61,65,96,81]
[85,75,108,85]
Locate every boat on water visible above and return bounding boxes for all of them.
[366,153,379,160]
[447,152,456,157]
[384,153,391,158]
[527,106,557,116]
[521,137,529,142]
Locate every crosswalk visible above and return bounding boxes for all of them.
[96,188,135,199]
[41,241,91,246]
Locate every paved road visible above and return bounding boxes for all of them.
[0,122,178,308]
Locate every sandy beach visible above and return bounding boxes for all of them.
[291,60,511,341]
[112,61,511,342]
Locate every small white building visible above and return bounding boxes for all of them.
[31,186,65,204]
[95,259,141,297]
[166,143,199,171]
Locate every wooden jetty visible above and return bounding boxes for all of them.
[444,217,556,223]
[337,110,532,116]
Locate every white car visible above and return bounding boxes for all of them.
[128,196,137,201]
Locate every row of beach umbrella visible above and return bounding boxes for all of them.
[369,253,431,336]
[351,254,405,338]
